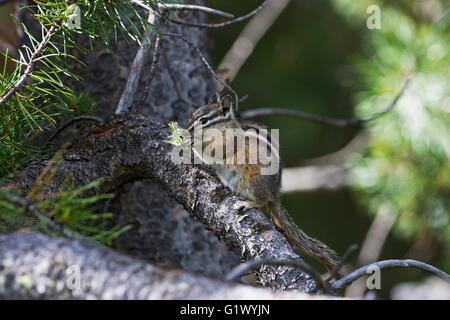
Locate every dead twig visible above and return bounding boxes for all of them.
[165,0,270,29]
[116,10,159,114]
[141,32,161,101]
[326,244,359,282]
[161,33,240,111]
[46,115,103,145]
[116,2,236,114]
[130,0,235,19]
[331,259,450,291]
[241,78,412,127]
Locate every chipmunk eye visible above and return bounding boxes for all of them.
[199,117,209,125]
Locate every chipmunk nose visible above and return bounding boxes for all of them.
[185,110,202,130]
[185,118,194,131]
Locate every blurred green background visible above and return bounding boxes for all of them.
[209,0,449,298]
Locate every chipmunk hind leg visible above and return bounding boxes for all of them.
[232,169,274,212]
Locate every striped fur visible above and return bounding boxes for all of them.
[186,97,342,278]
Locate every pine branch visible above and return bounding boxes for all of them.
[0,25,57,108]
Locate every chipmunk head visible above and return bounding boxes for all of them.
[186,94,235,132]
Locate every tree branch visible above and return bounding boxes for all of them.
[116,4,240,114]
[165,0,270,29]
[240,78,412,127]
[130,0,235,18]
[10,113,319,293]
[161,33,240,111]
[115,10,158,114]
[0,232,328,299]
[331,259,450,291]
[46,115,103,144]
[326,244,359,282]
[224,258,332,294]
[68,0,230,278]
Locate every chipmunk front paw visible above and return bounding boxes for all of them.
[232,201,256,213]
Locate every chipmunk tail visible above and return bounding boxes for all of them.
[268,200,343,279]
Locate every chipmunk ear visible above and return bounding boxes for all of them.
[208,92,220,105]
[219,95,233,117]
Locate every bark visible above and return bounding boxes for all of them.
[8,0,320,294]
[0,232,328,299]
[11,113,318,292]
[56,0,237,277]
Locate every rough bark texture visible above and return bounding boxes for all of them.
[0,232,328,299]
[11,113,318,292]
[7,0,323,296]
[57,0,238,277]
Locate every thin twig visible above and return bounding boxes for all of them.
[326,244,359,282]
[241,77,412,127]
[331,259,450,291]
[130,0,234,18]
[165,0,270,29]
[161,33,240,111]
[159,3,234,18]
[0,25,57,107]
[224,258,332,295]
[46,115,103,145]
[119,1,224,113]
[117,3,243,113]
[116,10,158,114]
[239,94,250,103]
[142,33,161,98]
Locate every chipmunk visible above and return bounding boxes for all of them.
[185,94,342,279]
